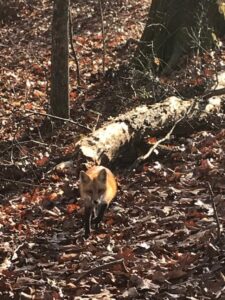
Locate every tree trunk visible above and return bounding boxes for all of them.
[50,0,70,118]
[136,0,225,75]
[76,96,222,166]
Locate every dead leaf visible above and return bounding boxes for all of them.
[166,269,187,280]
[35,156,49,166]
[59,253,78,262]
[117,246,135,262]
[47,192,58,201]
[67,204,80,214]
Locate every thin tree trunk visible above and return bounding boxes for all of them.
[50,0,70,118]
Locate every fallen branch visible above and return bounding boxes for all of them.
[147,143,179,153]
[207,182,221,240]
[130,119,180,170]
[19,292,33,300]
[130,100,196,169]
[76,258,128,283]
[23,109,91,132]
[203,87,225,99]
[0,177,45,188]
[11,242,29,261]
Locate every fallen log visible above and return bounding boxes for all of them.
[1,96,222,192]
[76,96,223,166]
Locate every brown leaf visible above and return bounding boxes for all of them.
[166,269,187,280]
[24,102,33,109]
[59,253,78,262]
[117,246,135,262]
[47,192,58,202]
[152,271,165,283]
[175,252,198,267]
[33,89,45,98]
[147,137,157,144]
[36,156,49,166]
[67,204,80,214]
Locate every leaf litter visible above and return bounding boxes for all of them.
[1,0,225,299]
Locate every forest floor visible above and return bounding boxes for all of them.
[1,0,225,299]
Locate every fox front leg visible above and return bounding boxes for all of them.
[84,206,92,238]
[94,203,108,230]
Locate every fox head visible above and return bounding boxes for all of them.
[79,168,107,207]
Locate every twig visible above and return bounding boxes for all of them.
[23,109,91,132]
[147,142,179,152]
[93,114,100,132]
[27,139,48,146]
[0,178,42,188]
[220,272,225,283]
[130,117,183,170]
[76,258,128,283]
[12,242,28,261]
[0,43,8,48]
[69,8,81,86]
[19,292,33,300]
[203,87,225,99]
[99,0,106,75]
[130,101,196,170]
[207,181,221,240]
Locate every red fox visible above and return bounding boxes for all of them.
[79,166,117,238]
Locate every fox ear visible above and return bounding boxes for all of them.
[80,171,90,184]
[98,168,107,183]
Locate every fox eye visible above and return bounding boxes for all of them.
[98,188,105,194]
[86,190,92,195]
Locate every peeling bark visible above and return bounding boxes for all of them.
[76,96,222,165]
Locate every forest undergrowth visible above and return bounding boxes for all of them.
[1,0,225,299]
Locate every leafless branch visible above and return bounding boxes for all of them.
[19,292,33,300]
[0,177,42,187]
[23,109,91,132]
[130,100,196,170]
[207,181,221,240]
[130,116,183,170]
[203,87,225,99]
[76,258,128,283]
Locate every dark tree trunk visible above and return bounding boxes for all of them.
[50,0,70,118]
[136,0,225,75]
